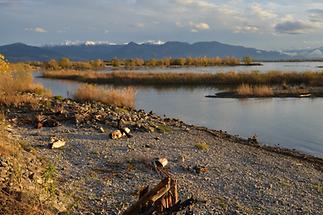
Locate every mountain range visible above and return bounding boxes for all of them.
[283,47,323,59]
[0,41,321,62]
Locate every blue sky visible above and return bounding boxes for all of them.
[1,0,323,50]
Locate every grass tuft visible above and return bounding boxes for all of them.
[195,143,209,151]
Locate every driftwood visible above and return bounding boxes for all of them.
[34,114,61,129]
[123,176,202,215]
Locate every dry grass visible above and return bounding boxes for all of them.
[0,72,51,107]
[9,62,35,73]
[236,84,253,96]
[74,84,135,108]
[0,122,18,156]
[42,70,323,87]
[253,85,273,96]
[237,84,273,97]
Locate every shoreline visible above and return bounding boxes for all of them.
[193,126,323,169]
[104,63,263,70]
[2,95,322,164]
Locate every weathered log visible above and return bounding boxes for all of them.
[122,177,171,215]
[161,198,207,214]
[139,186,150,199]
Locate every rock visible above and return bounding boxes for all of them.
[155,158,168,168]
[110,130,123,140]
[248,135,259,144]
[143,126,155,133]
[5,125,13,133]
[194,165,208,174]
[50,138,66,149]
[99,127,105,133]
[123,127,130,134]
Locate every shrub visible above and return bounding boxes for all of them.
[45,59,60,70]
[90,59,105,69]
[0,54,9,73]
[242,56,253,65]
[111,58,122,67]
[59,57,72,69]
[9,62,34,72]
[0,55,51,106]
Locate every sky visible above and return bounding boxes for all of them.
[1,0,323,50]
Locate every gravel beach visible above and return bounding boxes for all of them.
[3,96,323,214]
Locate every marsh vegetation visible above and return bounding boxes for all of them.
[42,56,255,70]
[42,70,323,88]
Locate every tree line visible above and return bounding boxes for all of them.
[43,56,254,70]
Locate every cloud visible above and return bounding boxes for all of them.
[190,22,210,32]
[193,22,210,30]
[250,4,277,20]
[2,0,323,50]
[308,8,323,23]
[25,27,47,33]
[275,20,314,34]
[234,25,259,34]
[175,0,216,10]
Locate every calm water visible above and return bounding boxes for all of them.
[33,62,323,157]
[105,61,323,73]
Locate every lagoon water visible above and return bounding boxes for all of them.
[33,62,323,157]
[105,61,323,73]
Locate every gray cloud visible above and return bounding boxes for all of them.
[275,20,314,34]
[308,9,323,23]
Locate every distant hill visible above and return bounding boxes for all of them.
[0,43,62,62]
[0,41,291,62]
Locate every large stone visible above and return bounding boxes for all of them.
[50,138,66,149]
[110,130,123,140]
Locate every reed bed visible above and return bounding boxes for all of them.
[74,84,135,108]
[43,70,323,87]
[237,84,273,97]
